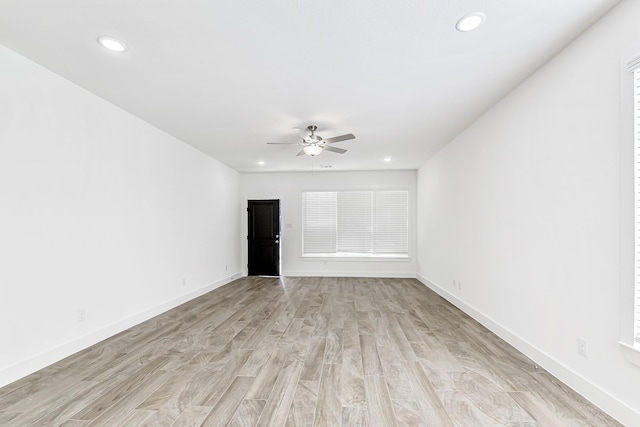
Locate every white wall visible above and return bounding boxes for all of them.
[0,45,242,387]
[417,1,640,424]
[240,170,416,277]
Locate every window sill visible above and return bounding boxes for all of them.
[618,341,640,367]
[300,254,411,262]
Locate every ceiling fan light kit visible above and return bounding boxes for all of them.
[303,145,323,156]
[267,124,355,157]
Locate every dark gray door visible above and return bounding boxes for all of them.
[247,199,280,276]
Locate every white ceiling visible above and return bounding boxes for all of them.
[0,0,620,172]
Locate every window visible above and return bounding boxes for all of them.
[633,64,640,344]
[618,53,640,364]
[301,190,408,257]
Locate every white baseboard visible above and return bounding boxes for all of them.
[416,274,640,426]
[0,272,242,389]
[283,271,416,278]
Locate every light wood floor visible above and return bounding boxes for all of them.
[0,276,621,426]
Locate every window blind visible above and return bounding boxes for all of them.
[301,190,409,257]
[338,191,373,254]
[301,192,337,254]
[374,190,409,254]
[634,68,640,343]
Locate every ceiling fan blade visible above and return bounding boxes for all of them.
[267,142,301,145]
[323,133,355,144]
[296,149,306,156]
[324,145,347,154]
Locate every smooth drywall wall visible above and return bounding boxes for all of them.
[417,1,640,424]
[240,170,416,277]
[0,44,241,387]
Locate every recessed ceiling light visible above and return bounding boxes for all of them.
[258,160,265,165]
[384,157,392,162]
[455,12,486,32]
[97,36,127,52]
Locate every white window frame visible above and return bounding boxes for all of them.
[633,65,640,346]
[300,189,410,259]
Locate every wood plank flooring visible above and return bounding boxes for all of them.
[0,276,622,426]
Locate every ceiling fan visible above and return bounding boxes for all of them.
[267,125,355,157]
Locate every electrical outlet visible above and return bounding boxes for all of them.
[577,338,587,357]
[182,277,186,287]
[78,310,85,322]
[225,264,228,271]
